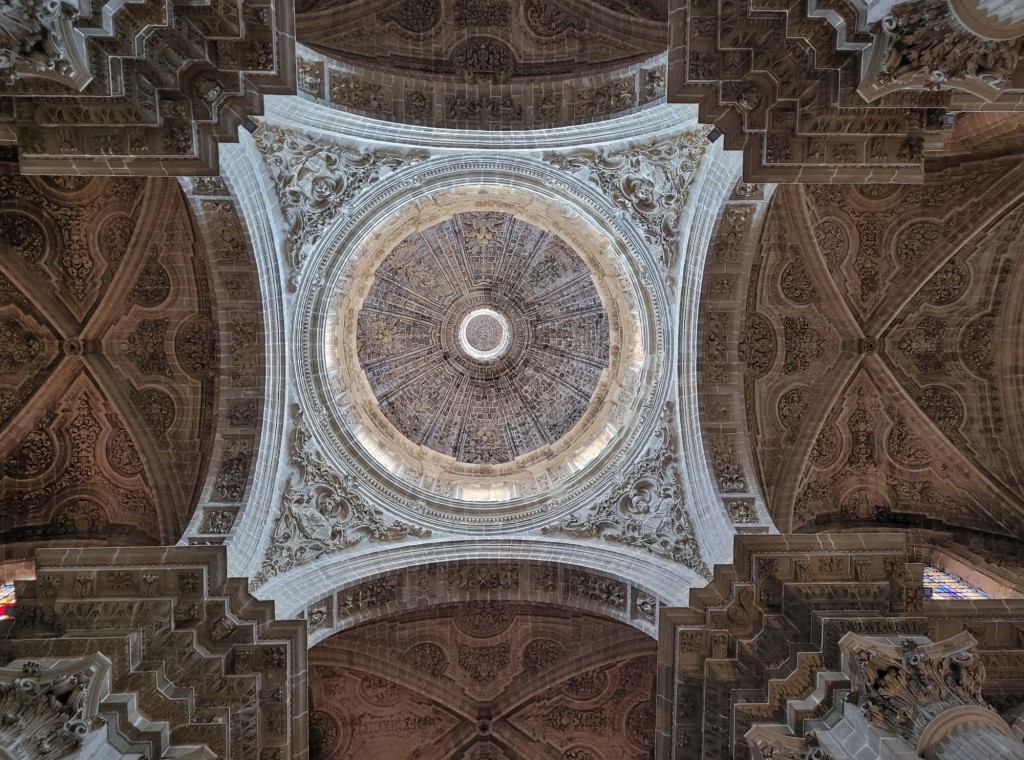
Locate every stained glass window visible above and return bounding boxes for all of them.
[0,583,15,620]
[923,565,989,600]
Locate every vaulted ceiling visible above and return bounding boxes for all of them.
[732,159,1024,539]
[294,0,669,129]
[0,161,217,561]
[309,601,656,760]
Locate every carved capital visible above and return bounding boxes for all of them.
[0,655,108,760]
[841,632,990,746]
[862,0,1024,102]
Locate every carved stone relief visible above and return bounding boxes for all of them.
[3,546,307,759]
[545,404,711,578]
[862,0,1024,104]
[2,0,296,174]
[668,0,950,181]
[254,124,428,273]
[252,406,430,589]
[670,533,929,760]
[544,129,708,269]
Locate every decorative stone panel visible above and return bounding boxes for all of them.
[2,0,295,175]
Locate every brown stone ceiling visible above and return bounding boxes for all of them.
[309,601,656,760]
[299,0,665,76]
[356,211,609,465]
[738,161,1024,537]
[0,165,217,559]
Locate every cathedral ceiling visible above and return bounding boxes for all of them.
[294,0,668,129]
[208,111,727,616]
[0,162,218,559]
[731,159,1024,537]
[309,601,656,760]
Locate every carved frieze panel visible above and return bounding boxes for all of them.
[310,601,656,759]
[301,560,664,645]
[2,0,296,174]
[697,183,775,526]
[177,178,267,543]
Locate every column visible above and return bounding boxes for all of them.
[840,631,1024,760]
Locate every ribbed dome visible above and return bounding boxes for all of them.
[355,211,610,464]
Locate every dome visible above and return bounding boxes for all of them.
[355,211,610,465]
[308,175,655,514]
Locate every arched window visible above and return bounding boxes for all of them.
[0,582,15,620]
[923,565,989,600]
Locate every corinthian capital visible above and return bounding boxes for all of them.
[840,632,989,745]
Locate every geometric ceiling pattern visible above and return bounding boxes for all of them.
[739,162,1024,538]
[0,162,216,560]
[309,601,656,760]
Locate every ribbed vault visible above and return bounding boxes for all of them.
[731,159,1024,537]
[0,165,219,557]
[309,601,656,760]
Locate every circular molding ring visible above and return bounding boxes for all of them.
[294,154,670,531]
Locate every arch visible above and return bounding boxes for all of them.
[280,546,684,644]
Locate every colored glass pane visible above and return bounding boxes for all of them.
[923,566,989,600]
[0,582,15,621]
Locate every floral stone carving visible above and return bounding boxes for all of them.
[543,130,709,268]
[544,404,710,578]
[254,124,428,275]
[252,405,429,589]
